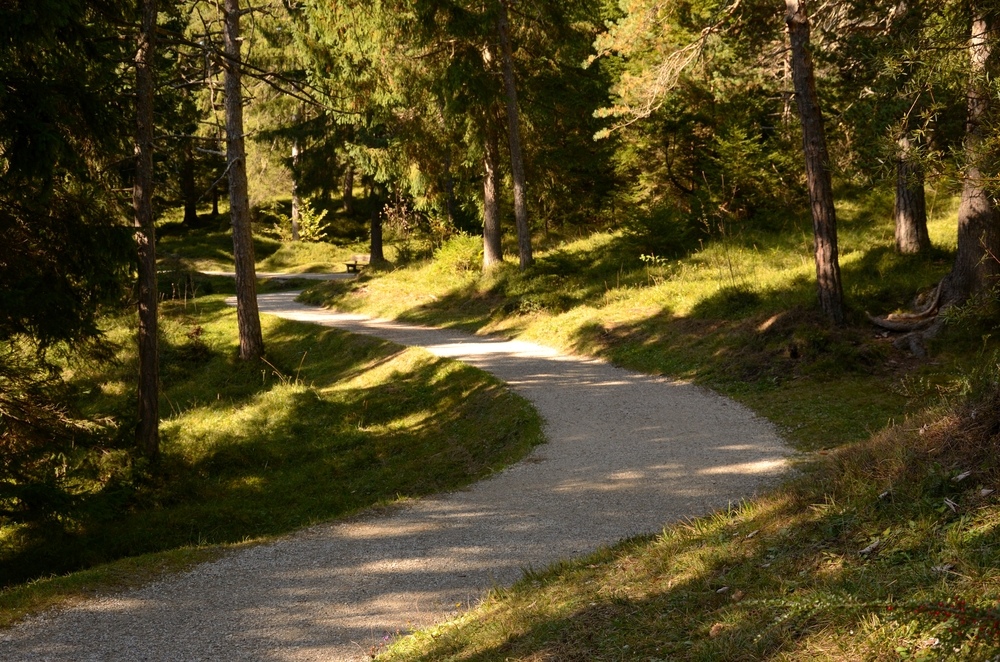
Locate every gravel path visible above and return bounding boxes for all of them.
[1,291,790,661]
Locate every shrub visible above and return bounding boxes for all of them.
[433,234,482,274]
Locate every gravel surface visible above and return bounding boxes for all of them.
[200,271,355,281]
[1,291,790,661]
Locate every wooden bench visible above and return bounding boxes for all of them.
[345,254,370,273]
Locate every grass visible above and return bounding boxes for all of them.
[301,190,964,450]
[7,184,1000,658]
[377,386,1000,661]
[284,188,1000,659]
[0,292,543,624]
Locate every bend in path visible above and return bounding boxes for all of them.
[0,291,790,662]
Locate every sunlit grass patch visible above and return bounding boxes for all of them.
[0,295,543,623]
[302,190,968,451]
[256,240,362,273]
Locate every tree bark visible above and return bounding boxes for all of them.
[224,0,264,360]
[786,0,846,325]
[942,9,1000,302]
[134,0,159,461]
[483,112,503,270]
[181,140,198,226]
[894,135,930,254]
[369,186,385,263]
[343,163,355,215]
[496,0,532,270]
[290,136,301,241]
[444,148,456,227]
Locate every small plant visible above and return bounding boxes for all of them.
[433,234,482,274]
[291,198,329,242]
[269,198,329,243]
[639,253,669,267]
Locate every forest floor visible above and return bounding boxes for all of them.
[0,290,787,661]
[7,189,1000,659]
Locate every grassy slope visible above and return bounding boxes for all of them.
[0,288,542,626]
[296,194,1000,660]
[302,192,965,451]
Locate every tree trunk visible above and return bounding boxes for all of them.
[181,140,198,226]
[496,0,532,270]
[343,163,355,215]
[290,136,301,242]
[894,135,930,254]
[444,148,456,227]
[369,186,385,263]
[942,9,1000,302]
[786,0,846,325]
[134,0,159,461]
[223,0,264,361]
[212,183,219,216]
[483,113,503,270]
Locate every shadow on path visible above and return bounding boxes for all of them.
[0,292,789,662]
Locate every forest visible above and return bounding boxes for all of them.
[4,0,1000,658]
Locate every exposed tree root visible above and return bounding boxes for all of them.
[867,283,945,357]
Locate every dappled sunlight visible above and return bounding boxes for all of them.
[697,459,788,476]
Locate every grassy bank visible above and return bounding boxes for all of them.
[378,386,1000,661]
[290,193,1000,659]
[0,291,542,626]
[301,193,968,451]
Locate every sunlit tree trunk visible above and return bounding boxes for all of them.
[343,163,355,215]
[444,148,456,226]
[134,0,159,460]
[370,185,385,263]
[223,0,264,360]
[894,135,930,254]
[483,112,503,270]
[786,0,845,325]
[942,8,1000,302]
[290,136,301,242]
[497,0,532,270]
[181,140,198,225]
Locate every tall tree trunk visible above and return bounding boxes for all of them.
[181,140,198,226]
[223,0,264,360]
[496,0,532,270]
[483,113,503,270]
[444,148,456,227]
[894,135,930,254]
[212,183,220,216]
[290,136,301,242]
[134,0,159,461]
[782,36,794,129]
[942,9,1000,302]
[369,186,385,263]
[343,163,355,215]
[786,0,845,325]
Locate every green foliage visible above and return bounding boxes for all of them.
[0,345,117,524]
[0,0,135,532]
[284,198,330,243]
[0,0,133,347]
[433,234,483,274]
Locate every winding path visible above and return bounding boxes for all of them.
[0,291,789,661]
